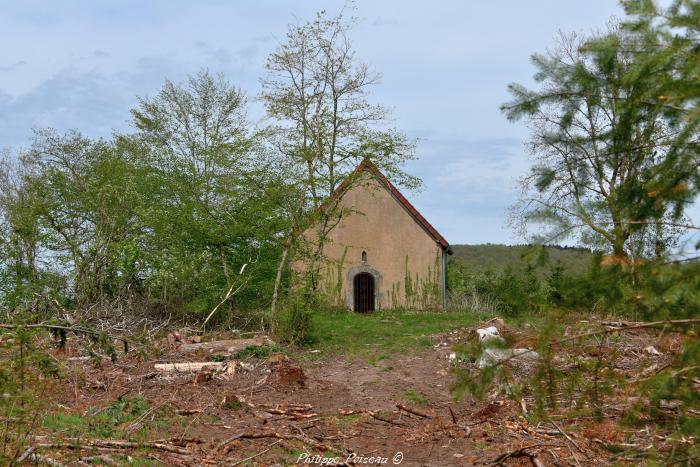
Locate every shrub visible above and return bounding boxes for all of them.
[448,263,548,316]
[276,296,315,346]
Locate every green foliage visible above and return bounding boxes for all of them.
[0,71,293,324]
[261,8,420,296]
[451,362,505,402]
[43,396,150,439]
[453,53,699,447]
[451,245,700,462]
[276,295,316,346]
[502,18,696,257]
[646,341,700,437]
[0,9,427,329]
[0,323,123,404]
[0,327,59,402]
[449,244,592,277]
[448,259,549,316]
[545,253,626,312]
[389,253,443,310]
[451,257,700,463]
[237,344,283,359]
[530,321,559,416]
[451,242,700,320]
[0,324,144,463]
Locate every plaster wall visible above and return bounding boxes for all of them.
[295,171,444,309]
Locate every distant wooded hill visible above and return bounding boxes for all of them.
[448,244,593,276]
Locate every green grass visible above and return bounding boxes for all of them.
[402,389,428,404]
[306,309,490,359]
[237,344,283,359]
[42,396,153,439]
[334,412,365,426]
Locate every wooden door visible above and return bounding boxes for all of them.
[353,272,375,312]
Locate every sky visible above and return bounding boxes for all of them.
[1,0,695,246]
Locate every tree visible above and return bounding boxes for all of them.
[0,71,293,323]
[481,8,700,463]
[621,0,700,251]
[0,151,44,311]
[502,26,696,259]
[261,8,418,295]
[130,70,288,318]
[0,129,147,315]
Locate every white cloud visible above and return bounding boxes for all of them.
[2,0,693,247]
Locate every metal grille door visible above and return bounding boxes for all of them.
[353,272,375,312]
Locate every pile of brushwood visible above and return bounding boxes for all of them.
[451,260,700,465]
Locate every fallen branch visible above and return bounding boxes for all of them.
[549,420,586,456]
[177,337,273,355]
[634,364,700,383]
[488,443,558,465]
[16,446,36,463]
[154,437,205,446]
[154,362,225,373]
[231,439,282,466]
[366,411,404,426]
[79,455,118,466]
[448,405,458,424]
[265,408,318,419]
[208,430,351,462]
[31,437,191,456]
[396,404,431,419]
[0,322,131,353]
[261,403,317,419]
[27,453,65,467]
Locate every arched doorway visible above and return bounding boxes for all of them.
[353,272,375,312]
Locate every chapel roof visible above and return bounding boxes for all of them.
[333,159,452,254]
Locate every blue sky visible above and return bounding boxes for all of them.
[1,0,695,245]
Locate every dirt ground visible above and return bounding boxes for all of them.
[23,320,692,466]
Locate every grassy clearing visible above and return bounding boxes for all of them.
[304,310,491,359]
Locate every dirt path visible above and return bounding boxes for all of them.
[148,347,506,466]
[42,324,652,465]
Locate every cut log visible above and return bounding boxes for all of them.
[177,337,274,355]
[154,362,225,373]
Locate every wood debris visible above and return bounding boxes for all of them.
[154,362,225,373]
[177,337,274,355]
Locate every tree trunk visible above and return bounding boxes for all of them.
[610,210,629,259]
[270,244,290,320]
